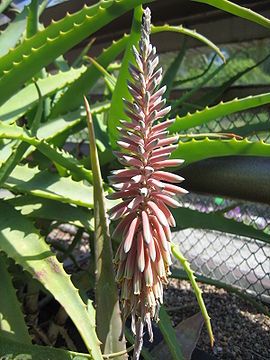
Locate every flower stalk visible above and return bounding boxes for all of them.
[109,7,187,358]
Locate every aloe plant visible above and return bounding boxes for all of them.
[0,0,269,359]
[192,0,270,29]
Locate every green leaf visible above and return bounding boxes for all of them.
[72,37,96,68]
[26,0,38,39]
[0,200,102,358]
[0,84,42,187]
[0,336,91,359]
[171,138,270,167]
[30,81,43,135]
[85,97,126,356]
[0,121,93,183]
[0,336,134,359]
[171,207,270,245]
[158,306,185,360]
[0,7,28,58]
[171,244,214,347]
[87,57,116,93]
[8,195,93,230]
[5,164,94,208]
[53,54,70,72]
[0,142,30,187]
[92,113,111,154]
[192,0,270,29]
[38,0,54,17]
[151,24,225,63]
[0,66,87,123]
[108,6,143,148]
[50,35,129,118]
[0,254,31,344]
[0,140,14,165]
[0,0,151,106]
[170,92,270,132]
[38,101,110,145]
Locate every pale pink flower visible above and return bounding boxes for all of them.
[108,7,187,358]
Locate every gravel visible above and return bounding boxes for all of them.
[164,279,270,360]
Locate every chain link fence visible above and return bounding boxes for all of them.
[172,107,270,303]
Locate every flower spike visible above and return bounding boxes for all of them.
[109,7,187,359]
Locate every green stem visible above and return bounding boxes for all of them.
[171,244,214,347]
[72,38,96,68]
[38,0,51,17]
[170,267,270,318]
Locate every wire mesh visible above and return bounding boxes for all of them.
[172,105,270,302]
[197,107,270,143]
[172,192,270,302]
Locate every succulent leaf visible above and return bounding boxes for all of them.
[8,195,93,230]
[0,121,93,183]
[0,253,31,344]
[170,92,270,132]
[85,97,127,357]
[171,138,270,167]
[4,164,94,208]
[0,0,151,106]
[192,0,270,29]
[0,200,102,358]
[0,66,87,123]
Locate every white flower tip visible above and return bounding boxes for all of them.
[131,175,141,183]
[140,187,148,197]
[145,166,154,174]
[181,188,189,195]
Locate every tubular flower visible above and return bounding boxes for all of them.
[108,7,187,352]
